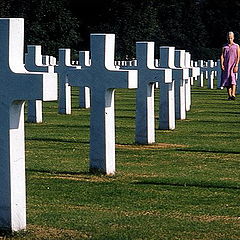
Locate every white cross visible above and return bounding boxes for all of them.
[184,52,194,112]
[159,46,189,122]
[134,42,173,142]
[206,60,215,89]
[78,51,91,108]
[190,60,201,85]
[67,34,137,175]
[55,49,78,114]
[25,45,54,123]
[0,18,57,232]
[174,50,189,119]
[121,42,173,142]
[196,60,206,87]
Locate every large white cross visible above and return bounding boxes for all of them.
[133,42,173,142]
[67,34,137,175]
[0,18,57,232]
[121,42,173,141]
[25,45,54,123]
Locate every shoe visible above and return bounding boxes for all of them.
[228,96,232,100]
[231,96,236,100]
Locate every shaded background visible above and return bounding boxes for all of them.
[1,0,240,61]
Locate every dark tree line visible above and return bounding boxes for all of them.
[0,0,240,61]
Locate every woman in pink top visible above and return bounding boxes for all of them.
[220,31,240,100]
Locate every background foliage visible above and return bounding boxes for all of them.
[0,0,240,61]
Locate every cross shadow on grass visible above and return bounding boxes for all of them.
[177,148,240,154]
[133,180,240,190]
[26,168,114,177]
[27,168,89,175]
[52,124,90,128]
[26,137,89,144]
[217,111,240,115]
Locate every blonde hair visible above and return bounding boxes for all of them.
[227,31,234,37]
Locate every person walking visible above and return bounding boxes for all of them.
[220,31,240,100]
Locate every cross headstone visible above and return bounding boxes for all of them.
[197,60,206,87]
[0,18,57,232]
[192,61,201,83]
[184,52,193,112]
[190,60,195,85]
[122,42,173,143]
[206,60,215,89]
[159,47,189,121]
[174,50,189,119]
[55,49,79,114]
[135,42,173,140]
[25,45,55,123]
[190,59,200,86]
[78,51,91,108]
[67,34,138,175]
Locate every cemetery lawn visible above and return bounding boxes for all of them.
[3,84,240,240]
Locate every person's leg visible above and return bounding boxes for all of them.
[227,86,232,99]
[232,84,236,97]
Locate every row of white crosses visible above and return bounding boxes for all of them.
[25,48,198,125]
[56,49,90,114]
[25,44,198,142]
[195,60,222,89]
[25,47,91,122]
[0,18,199,232]
[197,59,240,93]
[120,44,191,144]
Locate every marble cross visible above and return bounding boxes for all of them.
[134,42,173,140]
[25,45,55,123]
[78,51,91,108]
[174,50,189,119]
[206,60,215,89]
[55,48,79,114]
[196,60,206,87]
[190,60,201,85]
[0,18,57,232]
[184,52,194,112]
[159,46,189,121]
[67,34,138,175]
[122,42,173,142]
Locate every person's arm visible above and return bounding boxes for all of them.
[238,45,240,64]
[233,45,239,73]
[220,47,225,71]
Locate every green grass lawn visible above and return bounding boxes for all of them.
[1,81,240,240]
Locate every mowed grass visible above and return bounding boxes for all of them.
[2,80,240,240]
